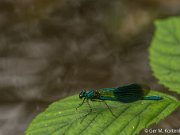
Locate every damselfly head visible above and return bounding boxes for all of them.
[79,90,86,99]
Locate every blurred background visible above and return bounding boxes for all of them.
[0,0,179,135]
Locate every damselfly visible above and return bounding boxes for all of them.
[77,83,162,117]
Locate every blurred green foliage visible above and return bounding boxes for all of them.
[150,17,180,94]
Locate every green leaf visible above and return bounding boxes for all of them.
[26,91,179,135]
[149,17,180,93]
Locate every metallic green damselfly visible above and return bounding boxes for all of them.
[77,83,162,117]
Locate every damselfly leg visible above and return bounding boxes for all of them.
[76,98,86,110]
[80,99,93,123]
[103,101,117,117]
[91,99,117,117]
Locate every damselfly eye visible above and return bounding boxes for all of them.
[79,94,83,98]
[79,90,86,99]
[79,93,83,99]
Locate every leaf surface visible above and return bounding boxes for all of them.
[26,91,179,135]
[150,17,180,93]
